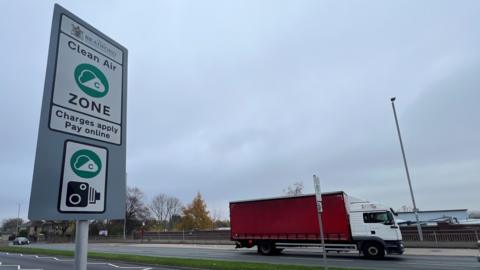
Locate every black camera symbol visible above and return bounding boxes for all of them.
[66,181,101,207]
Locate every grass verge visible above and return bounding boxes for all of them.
[0,246,356,270]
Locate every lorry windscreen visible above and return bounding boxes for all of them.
[363,211,395,225]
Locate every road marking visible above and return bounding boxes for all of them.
[87,262,152,269]
[0,262,43,270]
[398,262,480,268]
[1,253,152,269]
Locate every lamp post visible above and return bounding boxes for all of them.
[16,203,20,235]
[313,175,328,270]
[390,97,423,241]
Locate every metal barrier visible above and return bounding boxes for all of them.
[401,230,480,248]
[39,229,480,248]
[133,230,231,241]
[401,230,479,242]
[135,229,480,243]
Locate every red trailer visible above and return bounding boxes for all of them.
[230,192,404,258]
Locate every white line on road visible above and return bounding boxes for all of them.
[397,261,480,269]
[0,261,43,270]
[1,253,152,269]
[87,262,152,269]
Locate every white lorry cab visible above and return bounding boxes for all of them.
[348,198,404,258]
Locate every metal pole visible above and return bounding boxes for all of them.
[16,204,20,235]
[123,212,127,241]
[124,172,127,241]
[74,220,89,270]
[313,175,328,270]
[390,97,423,241]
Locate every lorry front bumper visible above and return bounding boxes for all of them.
[385,240,404,255]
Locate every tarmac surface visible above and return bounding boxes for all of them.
[2,243,479,270]
[0,252,173,270]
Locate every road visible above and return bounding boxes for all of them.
[13,243,480,270]
[0,252,172,270]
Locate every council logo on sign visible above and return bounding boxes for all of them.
[70,149,102,178]
[74,63,109,98]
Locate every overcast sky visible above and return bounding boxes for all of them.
[1,0,479,221]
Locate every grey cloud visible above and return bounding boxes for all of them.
[1,0,480,221]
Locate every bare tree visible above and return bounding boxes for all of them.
[150,194,168,228]
[283,182,304,196]
[150,194,183,231]
[126,186,150,233]
[165,196,182,223]
[1,218,24,234]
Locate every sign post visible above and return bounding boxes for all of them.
[29,4,127,270]
[74,220,89,270]
[313,175,328,270]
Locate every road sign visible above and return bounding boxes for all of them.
[29,4,127,221]
[49,13,124,145]
[59,141,107,212]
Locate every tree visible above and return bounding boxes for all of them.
[1,218,24,234]
[213,219,230,229]
[169,214,182,230]
[150,194,183,231]
[165,196,182,229]
[126,186,150,234]
[177,192,213,231]
[150,193,168,229]
[283,182,304,196]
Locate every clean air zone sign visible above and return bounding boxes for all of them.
[49,14,123,145]
[28,4,127,221]
[59,141,107,213]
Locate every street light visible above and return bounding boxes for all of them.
[16,203,20,236]
[390,97,424,241]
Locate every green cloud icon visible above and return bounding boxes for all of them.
[73,155,99,173]
[70,149,102,178]
[78,70,106,93]
[74,63,109,98]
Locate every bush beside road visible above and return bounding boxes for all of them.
[0,246,356,270]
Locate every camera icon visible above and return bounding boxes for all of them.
[66,181,101,207]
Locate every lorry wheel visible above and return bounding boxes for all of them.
[362,242,385,259]
[258,241,275,255]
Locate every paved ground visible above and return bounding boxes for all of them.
[19,243,479,270]
[0,252,173,270]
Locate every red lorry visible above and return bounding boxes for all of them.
[230,192,404,259]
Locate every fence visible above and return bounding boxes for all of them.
[133,230,231,243]
[39,229,480,248]
[401,229,479,248]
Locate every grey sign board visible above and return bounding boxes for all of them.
[29,4,127,220]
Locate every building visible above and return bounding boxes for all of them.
[396,209,469,226]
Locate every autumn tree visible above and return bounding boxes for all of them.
[177,192,212,231]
